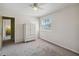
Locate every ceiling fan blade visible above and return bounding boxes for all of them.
[37,6,43,10]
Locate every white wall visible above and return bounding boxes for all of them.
[0,6,38,43]
[15,16,38,43]
[40,4,79,54]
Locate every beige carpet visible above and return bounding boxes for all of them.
[0,39,78,56]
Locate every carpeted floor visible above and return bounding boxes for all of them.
[0,39,78,56]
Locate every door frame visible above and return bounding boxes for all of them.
[2,16,15,46]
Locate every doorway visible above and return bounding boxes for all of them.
[2,16,15,47]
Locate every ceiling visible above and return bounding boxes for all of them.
[0,3,76,17]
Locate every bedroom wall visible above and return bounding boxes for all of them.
[0,6,38,43]
[39,4,79,54]
[15,16,38,42]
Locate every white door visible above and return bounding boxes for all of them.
[24,24,31,42]
[26,24,31,39]
[24,23,36,42]
[30,24,36,39]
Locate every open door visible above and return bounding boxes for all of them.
[2,16,15,46]
[0,16,15,48]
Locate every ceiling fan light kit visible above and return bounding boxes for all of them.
[32,3,38,11]
[33,6,38,11]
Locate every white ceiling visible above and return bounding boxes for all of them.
[0,3,76,17]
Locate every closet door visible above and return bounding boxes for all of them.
[26,24,31,39]
[23,23,36,42]
[30,24,36,39]
[24,24,31,42]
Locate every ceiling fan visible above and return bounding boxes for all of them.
[30,3,43,11]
